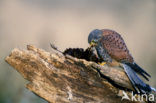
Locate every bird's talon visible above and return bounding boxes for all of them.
[98,62,106,66]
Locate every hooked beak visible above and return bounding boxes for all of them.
[90,41,97,47]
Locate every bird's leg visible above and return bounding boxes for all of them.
[98,62,106,66]
[95,44,112,66]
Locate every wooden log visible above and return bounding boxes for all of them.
[5,45,141,103]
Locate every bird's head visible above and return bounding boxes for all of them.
[88,29,103,47]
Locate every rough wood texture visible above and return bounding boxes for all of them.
[5,45,141,103]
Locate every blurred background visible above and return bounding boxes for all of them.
[0,0,156,103]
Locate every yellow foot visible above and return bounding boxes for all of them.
[98,62,106,66]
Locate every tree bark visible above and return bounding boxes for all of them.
[5,45,142,103]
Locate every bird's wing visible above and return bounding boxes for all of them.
[100,31,133,63]
[100,30,151,81]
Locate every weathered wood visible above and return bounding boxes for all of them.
[5,45,141,103]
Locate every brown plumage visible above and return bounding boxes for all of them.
[88,29,153,93]
[100,29,133,63]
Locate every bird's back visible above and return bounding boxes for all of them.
[95,29,153,93]
[100,29,133,63]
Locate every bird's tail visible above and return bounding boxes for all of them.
[151,86,156,93]
[122,64,152,94]
[125,62,151,81]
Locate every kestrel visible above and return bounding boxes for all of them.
[88,29,156,93]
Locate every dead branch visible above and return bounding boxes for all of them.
[5,45,141,103]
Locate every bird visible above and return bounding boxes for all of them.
[88,29,156,93]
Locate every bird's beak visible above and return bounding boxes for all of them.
[90,41,97,47]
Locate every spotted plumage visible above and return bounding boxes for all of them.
[88,29,155,93]
[100,29,133,63]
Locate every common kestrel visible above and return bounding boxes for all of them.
[88,29,156,93]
